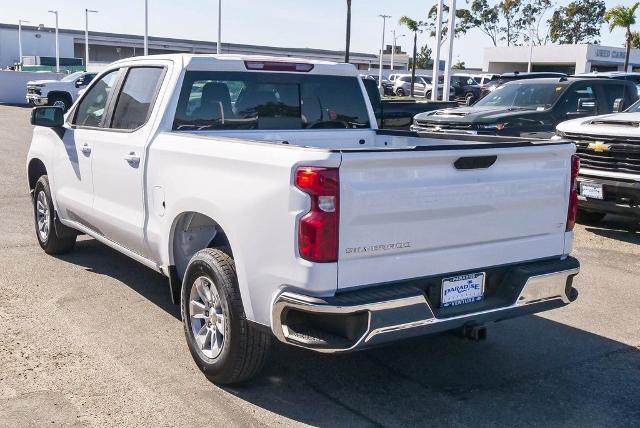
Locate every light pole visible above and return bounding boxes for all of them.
[431,0,444,100]
[442,0,456,102]
[378,14,391,89]
[48,10,59,72]
[85,9,98,71]
[18,19,29,68]
[527,42,534,72]
[217,0,222,54]
[391,30,405,71]
[144,0,149,55]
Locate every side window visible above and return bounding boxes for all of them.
[73,69,119,128]
[111,67,165,130]
[557,84,596,116]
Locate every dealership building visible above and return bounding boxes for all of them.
[0,22,409,72]
[483,44,640,74]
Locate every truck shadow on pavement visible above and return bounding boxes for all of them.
[56,237,640,427]
[582,215,640,245]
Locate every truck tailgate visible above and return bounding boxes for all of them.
[338,143,574,289]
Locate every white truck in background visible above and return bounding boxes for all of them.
[27,54,580,385]
[26,71,97,111]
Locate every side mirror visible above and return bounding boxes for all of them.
[31,106,64,128]
[612,98,625,113]
[577,97,596,113]
[75,79,84,88]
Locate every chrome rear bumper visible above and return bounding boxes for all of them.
[272,257,579,353]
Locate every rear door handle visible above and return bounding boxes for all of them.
[81,144,91,155]
[124,152,141,166]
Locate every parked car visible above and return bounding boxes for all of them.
[412,77,638,138]
[556,100,640,223]
[479,72,567,99]
[473,73,500,86]
[574,71,640,97]
[26,71,97,111]
[27,54,580,385]
[450,74,482,104]
[363,74,394,95]
[393,74,455,99]
[361,77,456,129]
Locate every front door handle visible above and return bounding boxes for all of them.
[81,144,91,155]
[124,152,141,166]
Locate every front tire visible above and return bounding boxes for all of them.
[33,176,77,254]
[181,248,271,385]
[396,88,405,97]
[48,94,70,111]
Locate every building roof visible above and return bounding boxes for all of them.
[0,22,378,60]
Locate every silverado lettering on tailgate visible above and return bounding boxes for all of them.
[345,242,411,254]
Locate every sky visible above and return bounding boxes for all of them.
[1,0,639,68]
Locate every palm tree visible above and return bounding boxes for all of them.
[605,2,640,71]
[399,16,425,97]
[345,0,352,63]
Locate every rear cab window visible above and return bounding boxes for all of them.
[173,71,371,130]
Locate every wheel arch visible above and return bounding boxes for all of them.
[27,158,48,191]
[47,91,73,105]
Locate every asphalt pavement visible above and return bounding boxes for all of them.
[0,104,639,427]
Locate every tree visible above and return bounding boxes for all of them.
[452,59,466,69]
[628,30,640,48]
[605,3,640,70]
[399,16,426,97]
[500,0,525,46]
[426,4,473,42]
[548,0,606,44]
[345,0,352,63]
[520,0,554,45]
[459,0,504,46]
[414,45,433,69]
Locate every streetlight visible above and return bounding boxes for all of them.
[85,9,98,71]
[431,0,444,100]
[144,0,149,55]
[217,0,222,54]
[48,10,59,72]
[442,0,456,101]
[378,14,391,90]
[391,30,405,71]
[18,19,30,68]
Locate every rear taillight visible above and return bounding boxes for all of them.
[566,154,580,231]
[295,167,339,262]
[244,61,314,72]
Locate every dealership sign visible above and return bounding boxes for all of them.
[595,49,626,60]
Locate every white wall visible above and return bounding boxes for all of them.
[0,27,76,66]
[0,70,64,104]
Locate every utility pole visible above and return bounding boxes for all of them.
[431,0,444,101]
[442,0,456,102]
[85,9,98,71]
[18,19,29,68]
[48,10,59,72]
[528,42,534,72]
[217,0,222,54]
[144,0,149,55]
[378,14,391,90]
[391,31,404,71]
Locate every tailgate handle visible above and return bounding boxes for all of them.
[454,155,497,170]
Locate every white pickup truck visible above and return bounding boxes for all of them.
[27,54,580,385]
[27,71,97,111]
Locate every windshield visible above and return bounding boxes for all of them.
[60,72,83,82]
[474,82,565,109]
[626,98,640,112]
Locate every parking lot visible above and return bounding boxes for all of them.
[0,103,639,427]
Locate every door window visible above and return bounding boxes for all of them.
[111,67,165,130]
[73,69,119,128]
[556,84,596,116]
[602,83,625,112]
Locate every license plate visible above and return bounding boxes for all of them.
[581,182,604,200]
[441,272,485,307]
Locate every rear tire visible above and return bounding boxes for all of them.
[181,248,271,385]
[33,176,77,254]
[576,210,606,224]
